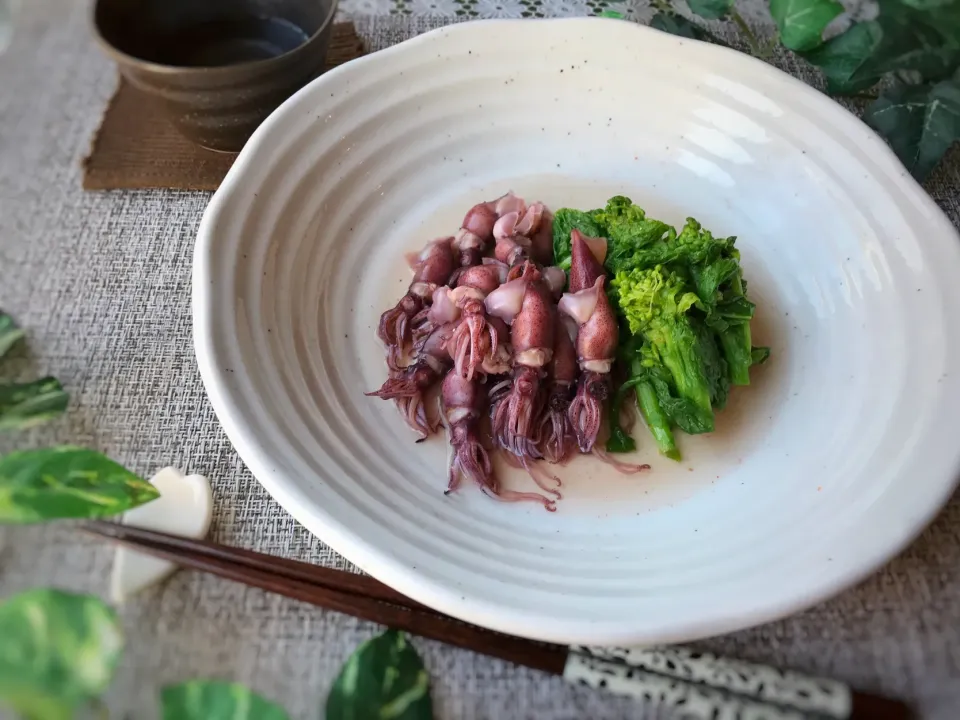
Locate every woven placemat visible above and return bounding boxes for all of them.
[81,22,365,192]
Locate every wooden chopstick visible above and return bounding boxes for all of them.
[82,521,912,720]
[81,520,567,675]
[84,519,428,611]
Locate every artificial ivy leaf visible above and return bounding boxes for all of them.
[805,2,960,95]
[863,76,960,181]
[161,680,291,720]
[803,21,884,93]
[769,0,843,52]
[687,0,734,19]
[0,446,159,523]
[650,12,710,41]
[0,589,123,720]
[0,377,69,431]
[326,629,433,720]
[650,13,729,46]
[900,0,958,9]
[0,312,24,359]
[874,1,960,80]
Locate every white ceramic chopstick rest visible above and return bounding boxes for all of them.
[109,467,213,603]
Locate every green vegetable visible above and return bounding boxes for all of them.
[0,589,123,720]
[557,196,767,461]
[640,351,716,436]
[619,346,683,459]
[693,319,731,409]
[770,0,844,52]
[607,376,639,454]
[594,196,676,274]
[0,446,159,523]
[0,312,25,359]
[0,377,70,431]
[710,296,757,325]
[552,207,603,271]
[613,266,715,430]
[862,74,960,180]
[708,269,754,385]
[161,680,290,720]
[604,215,737,278]
[717,324,753,386]
[326,629,432,720]
[635,378,681,461]
[752,346,772,365]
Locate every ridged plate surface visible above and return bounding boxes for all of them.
[194,18,960,645]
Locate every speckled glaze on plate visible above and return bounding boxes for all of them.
[193,18,960,646]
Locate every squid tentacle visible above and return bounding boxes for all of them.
[592,447,651,475]
[389,394,433,439]
[540,406,575,465]
[480,485,557,512]
[446,429,494,494]
[365,361,437,401]
[568,371,608,453]
[500,451,562,497]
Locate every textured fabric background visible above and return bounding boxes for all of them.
[1,1,959,719]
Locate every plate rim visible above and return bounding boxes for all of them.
[193,17,960,645]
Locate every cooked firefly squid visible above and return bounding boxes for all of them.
[442,371,555,510]
[559,231,649,474]
[377,236,455,371]
[493,198,548,280]
[539,313,578,465]
[366,321,457,438]
[486,263,566,498]
[452,190,528,271]
[368,194,651,510]
[558,229,616,453]
[448,261,508,381]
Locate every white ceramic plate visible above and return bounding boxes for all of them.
[193,18,960,646]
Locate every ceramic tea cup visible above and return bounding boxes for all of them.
[93,0,338,152]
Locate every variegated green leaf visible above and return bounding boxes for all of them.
[326,629,432,720]
[0,446,159,523]
[0,377,69,431]
[0,589,123,720]
[0,312,24,360]
[161,680,291,720]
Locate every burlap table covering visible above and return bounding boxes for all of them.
[1,1,958,718]
[81,23,366,191]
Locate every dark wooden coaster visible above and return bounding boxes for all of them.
[82,22,365,192]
